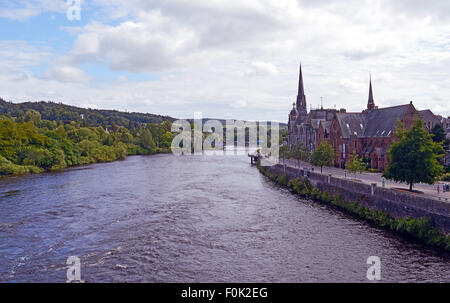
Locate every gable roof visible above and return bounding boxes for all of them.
[335,104,412,139]
[363,104,410,137]
[419,109,441,123]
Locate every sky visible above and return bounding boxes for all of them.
[0,0,449,122]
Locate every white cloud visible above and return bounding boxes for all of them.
[0,41,52,74]
[1,0,450,120]
[44,66,89,83]
[244,61,279,77]
[0,0,67,21]
[339,78,366,94]
[69,12,199,72]
[230,100,248,109]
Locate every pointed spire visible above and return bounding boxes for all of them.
[296,63,307,114]
[367,74,375,110]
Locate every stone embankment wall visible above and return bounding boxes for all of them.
[268,164,450,234]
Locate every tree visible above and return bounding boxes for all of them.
[291,144,309,168]
[383,119,444,191]
[280,144,289,162]
[140,129,156,154]
[160,132,174,148]
[347,153,366,177]
[311,142,335,173]
[431,123,446,143]
[24,109,41,125]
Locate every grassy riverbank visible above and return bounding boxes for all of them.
[258,163,450,252]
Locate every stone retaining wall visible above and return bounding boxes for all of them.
[269,164,450,234]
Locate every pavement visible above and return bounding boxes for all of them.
[278,157,450,203]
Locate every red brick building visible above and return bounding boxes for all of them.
[328,81,417,171]
[288,65,436,172]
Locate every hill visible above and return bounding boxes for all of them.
[0,98,175,129]
[0,98,287,128]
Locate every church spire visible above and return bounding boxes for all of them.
[367,75,375,110]
[296,63,307,114]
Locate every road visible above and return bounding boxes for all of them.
[279,157,450,203]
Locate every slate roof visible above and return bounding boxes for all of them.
[336,104,411,139]
[335,113,367,138]
[363,104,410,137]
[419,109,441,123]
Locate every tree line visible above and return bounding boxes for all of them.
[0,107,174,176]
[0,98,175,129]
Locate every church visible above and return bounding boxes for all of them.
[287,65,428,172]
[288,65,338,153]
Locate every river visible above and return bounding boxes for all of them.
[0,154,449,282]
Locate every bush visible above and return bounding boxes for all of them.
[0,155,42,176]
[277,174,288,186]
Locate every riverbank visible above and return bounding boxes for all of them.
[0,148,172,178]
[257,162,450,252]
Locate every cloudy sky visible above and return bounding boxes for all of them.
[0,0,449,122]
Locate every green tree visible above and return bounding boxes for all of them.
[118,129,133,144]
[24,109,41,125]
[160,131,174,148]
[23,147,53,168]
[280,144,289,162]
[311,142,335,173]
[291,144,309,168]
[347,153,366,177]
[140,129,156,154]
[160,120,172,133]
[383,119,445,191]
[431,123,446,143]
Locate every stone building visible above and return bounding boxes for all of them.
[440,116,450,167]
[287,64,447,171]
[329,100,417,171]
[288,65,337,152]
[440,116,450,139]
[419,109,442,131]
[328,77,418,171]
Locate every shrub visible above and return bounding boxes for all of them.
[277,174,288,186]
[0,155,42,176]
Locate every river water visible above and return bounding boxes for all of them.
[0,154,448,282]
